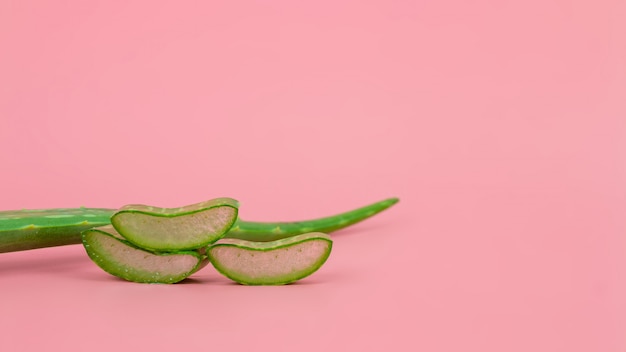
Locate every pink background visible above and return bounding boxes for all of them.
[1,1,625,351]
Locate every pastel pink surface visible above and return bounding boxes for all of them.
[1,1,625,351]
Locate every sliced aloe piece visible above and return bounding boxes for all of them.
[208,232,333,285]
[110,198,238,251]
[82,225,203,284]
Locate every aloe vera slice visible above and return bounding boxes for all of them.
[110,198,238,251]
[208,232,332,285]
[82,225,203,284]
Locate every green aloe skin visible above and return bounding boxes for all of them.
[0,198,398,253]
[225,197,399,242]
[0,208,113,253]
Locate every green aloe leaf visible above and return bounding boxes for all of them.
[0,208,113,252]
[0,198,398,253]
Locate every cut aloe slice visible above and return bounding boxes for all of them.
[82,225,203,284]
[208,232,332,285]
[110,198,238,251]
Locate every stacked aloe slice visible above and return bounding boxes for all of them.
[82,197,335,285]
[0,197,397,284]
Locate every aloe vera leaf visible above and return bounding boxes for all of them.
[225,197,399,241]
[0,198,398,253]
[110,198,239,251]
[208,232,333,285]
[82,225,203,284]
[0,208,112,253]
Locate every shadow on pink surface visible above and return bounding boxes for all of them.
[0,248,87,275]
